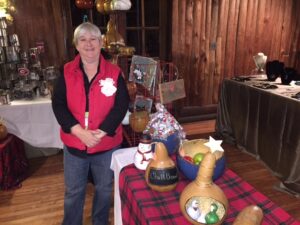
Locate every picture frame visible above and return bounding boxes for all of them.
[129,55,158,91]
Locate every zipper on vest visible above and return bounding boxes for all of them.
[84,111,89,129]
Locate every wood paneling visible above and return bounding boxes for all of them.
[7,0,73,68]
[172,0,300,106]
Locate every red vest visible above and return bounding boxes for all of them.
[60,54,123,153]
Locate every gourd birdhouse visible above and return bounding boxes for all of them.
[145,142,178,192]
[179,153,228,225]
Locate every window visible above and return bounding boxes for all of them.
[69,0,171,60]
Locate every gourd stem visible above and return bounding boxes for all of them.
[195,153,216,186]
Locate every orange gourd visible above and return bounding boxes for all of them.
[75,0,94,9]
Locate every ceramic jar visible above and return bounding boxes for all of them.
[179,153,228,225]
[129,110,149,133]
[145,142,178,192]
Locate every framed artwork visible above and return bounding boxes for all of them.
[129,55,158,91]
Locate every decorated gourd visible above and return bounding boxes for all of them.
[179,153,228,225]
[145,142,178,192]
[129,110,149,133]
[0,118,8,140]
[75,0,94,9]
[95,0,105,13]
[103,17,125,47]
[233,205,263,225]
[103,0,113,13]
[126,81,137,101]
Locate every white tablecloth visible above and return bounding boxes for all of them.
[0,97,63,149]
[110,147,137,225]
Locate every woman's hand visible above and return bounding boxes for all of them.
[71,124,102,148]
[91,129,107,139]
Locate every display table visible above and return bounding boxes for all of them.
[216,78,300,194]
[111,147,300,225]
[110,147,137,225]
[119,165,299,225]
[0,134,28,190]
[0,97,63,150]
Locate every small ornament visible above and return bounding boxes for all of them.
[204,136,224,153]
[233,205,263,225]
[179,153,228,225]
[134,133,153,170]
[145,142,178,192]
[205,203,219,224]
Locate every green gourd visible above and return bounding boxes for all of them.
[205,203,219,224]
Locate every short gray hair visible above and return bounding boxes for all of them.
[73,22,102,46]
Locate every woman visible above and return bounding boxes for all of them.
[52,22,129,225]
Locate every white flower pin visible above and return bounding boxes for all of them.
[99,78,117,96]
[204,136,224,153]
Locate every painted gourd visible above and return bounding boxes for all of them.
[129,110,149,133]
[75,0,94,9]
[145,142,178,192]
[233,205,263,225]
[95,0,105,14]
[179,153,228,225]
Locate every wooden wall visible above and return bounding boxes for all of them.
[172,0,300,106]
[7,0,73,69]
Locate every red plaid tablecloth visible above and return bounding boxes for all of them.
[120,164,300,225]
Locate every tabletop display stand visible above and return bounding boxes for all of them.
[0,16,59,105]
[121,59,179,147]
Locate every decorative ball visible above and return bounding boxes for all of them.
[177,139,226,181]
[129,111,150,133]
